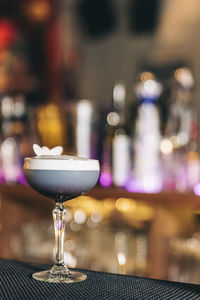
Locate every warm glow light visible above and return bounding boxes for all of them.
[160,138,173,155]
[134,205,154,221]
[74,209,86,224]
[140,71,155,83]
[65,240,76,252]
[65,210,72,222]
[117,252,126,266]
[115,198,136,213]
[91,212,102,223]
[103,199,115,212]
[37,104,65,148]
[107,112,120,126]
[64,251,77,268]
[174,67,194,89]
[70,220,81,232]
[170,136,180,149]
[186,151,199,160]
[24,0,51,23]
[187,238,198,250]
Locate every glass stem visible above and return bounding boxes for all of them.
[53,203,66,267]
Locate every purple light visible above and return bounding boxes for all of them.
[18,172,28,185]
[125,179,145,193]
[194,182,200,196]
[0,172,5,184]
[125,178,162,193]
[100,172,112,187]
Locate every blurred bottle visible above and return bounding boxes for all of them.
[162,67,199,191]
[62,99,98,160]
[112,82,131,187]
[0,19,41,184]
[135,232,148,276]
[115,232,128,274]
[100,81,130,188]
[76,99,93,158]
[132,72,162,193]
[185,109,199,191]
[0,93,31,183]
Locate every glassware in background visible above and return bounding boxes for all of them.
[115,232,128,275]
[131,72,163,193]
[0,94,31,183]
[100,81,131,188]
[112,82,131,188]
[112,132,130,187]
[10,196,151,277]
[126,65,199,194]
[76,99,93,158]
[61,99,97,159]
[0,19,41,184]
[168,225,200,285]
[162,67,200,192]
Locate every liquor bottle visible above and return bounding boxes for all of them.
[76,99,93,158]
[186,110,199,191]
[100,81,131,188]
[112,82,131,187]
[99,103,115,187]
[0,93,31,183]
[162,67,198,192]
[132,72,163,193]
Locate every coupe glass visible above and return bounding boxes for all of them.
[24,155,100,283]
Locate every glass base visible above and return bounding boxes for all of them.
[32,266,87,283]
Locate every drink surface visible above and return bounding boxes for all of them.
[24,155,99,171]
[24,155,100,202]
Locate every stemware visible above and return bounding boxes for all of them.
[24,154,100,283]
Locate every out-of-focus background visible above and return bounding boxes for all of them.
[2,0,200,285]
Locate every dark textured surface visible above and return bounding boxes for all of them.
[1,259,200,300]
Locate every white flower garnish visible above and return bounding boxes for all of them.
[33,144,63,156]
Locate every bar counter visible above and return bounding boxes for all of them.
[1,258,200,300]
[1,184,200,282]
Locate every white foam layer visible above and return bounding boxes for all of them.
[24,156,100,171]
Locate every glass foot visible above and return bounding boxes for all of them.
[32,267,87,283]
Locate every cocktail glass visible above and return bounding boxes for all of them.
[24,155,100,283]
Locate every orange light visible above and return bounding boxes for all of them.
[140,71,155,83]
[115,198,136,213]
[36,104,65,148]
[24,0,51,23]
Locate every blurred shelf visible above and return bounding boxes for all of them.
[0,184,200,208]
[89,187,200,207]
